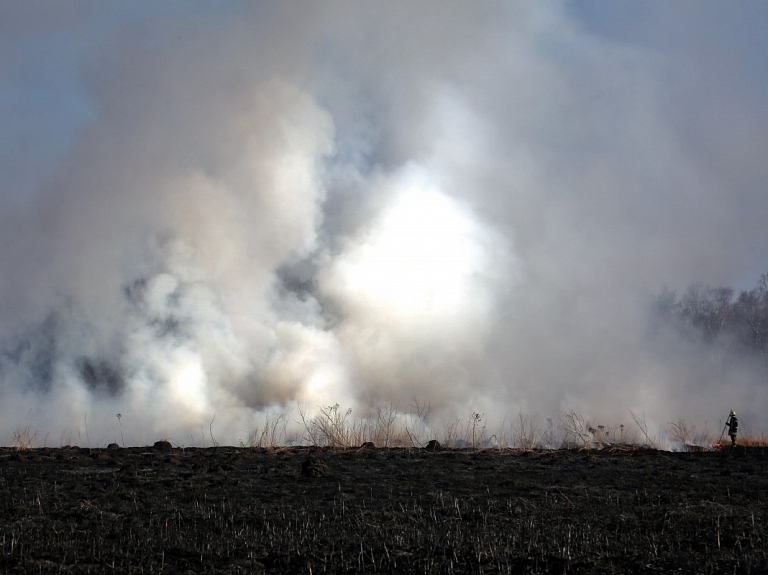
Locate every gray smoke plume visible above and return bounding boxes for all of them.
[2,2,768,445]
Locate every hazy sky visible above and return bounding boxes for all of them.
[1,2,767,445]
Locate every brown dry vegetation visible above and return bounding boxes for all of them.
[733,435,768,448]
[1,444,767,573]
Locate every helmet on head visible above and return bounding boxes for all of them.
[729,410,736,417]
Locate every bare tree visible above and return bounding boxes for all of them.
[374,404,398,447]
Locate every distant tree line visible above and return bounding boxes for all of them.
[654,272,768,369]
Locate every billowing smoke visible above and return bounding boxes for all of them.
[2,3,768,445]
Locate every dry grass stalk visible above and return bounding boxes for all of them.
[243,413,288,448]
[630,410,660,449]
[13,424,37,451]
[512,411,540,451]
[731,434,768,447]
[440,419,461,448]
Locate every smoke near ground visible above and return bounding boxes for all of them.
[2,2,768,445]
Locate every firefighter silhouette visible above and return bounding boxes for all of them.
[726,410,738,446]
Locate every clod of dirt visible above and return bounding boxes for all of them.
[301,456,330,477]
[153,440,172,452]
[425,440,442,452]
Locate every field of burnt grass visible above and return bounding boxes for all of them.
[1,444,767,574]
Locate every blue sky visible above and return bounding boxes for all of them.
[0,2,253,204]
[5,1,768,216]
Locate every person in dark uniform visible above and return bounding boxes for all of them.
[726,410,738,446]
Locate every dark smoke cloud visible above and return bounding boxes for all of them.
[1,2,767,444]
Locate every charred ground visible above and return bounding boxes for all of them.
[1,444,767,574]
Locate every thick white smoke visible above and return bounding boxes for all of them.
[2,3,768,445]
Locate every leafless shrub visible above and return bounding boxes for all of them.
[471,412,486,449]
[559,410,592,449]
[412,398,431,422]
[298,403,354,447]
[667,418,710,450]
[373,404,398,447]
[668,418,691,446]
[317,403,353,447]
[297,402,407,447]
[403,399,432,448]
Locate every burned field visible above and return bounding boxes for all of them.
[1,445,767,574]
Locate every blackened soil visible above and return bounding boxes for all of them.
[1,445,767,574]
